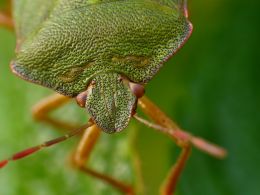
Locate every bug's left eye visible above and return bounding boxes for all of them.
[76,91,88,108]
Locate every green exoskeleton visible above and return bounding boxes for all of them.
[12,0,192,133]
[0,0,226,194]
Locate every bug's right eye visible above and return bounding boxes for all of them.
[129,82,145,98]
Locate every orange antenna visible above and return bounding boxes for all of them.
[0,121,93,169]
[134,115,227,159]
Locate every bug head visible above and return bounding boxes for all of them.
[76,72,145,133]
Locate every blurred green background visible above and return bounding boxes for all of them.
[0,0,259,195]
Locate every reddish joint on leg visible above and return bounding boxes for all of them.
[0,160,8,168]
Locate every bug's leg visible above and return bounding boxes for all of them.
[71,124,134,195]
[159,145,191,195]
[0,0,13,30]
[137,96,226,195]
[0,12,13,29]
[32,93,78,131]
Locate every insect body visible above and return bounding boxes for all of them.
[12,0,191,133]
[0,0,226,194]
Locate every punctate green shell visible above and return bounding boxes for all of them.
[11,0,192,97]
[86,72,136,133]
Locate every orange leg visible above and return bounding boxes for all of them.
[71,124,134,195]
[0,0,13,30]
[32,93,78,131]
[137,96,226,195]
[33,94,134,194]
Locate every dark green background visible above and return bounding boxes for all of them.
[0,0,259,194]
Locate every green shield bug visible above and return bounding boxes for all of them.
[0,0,226,194]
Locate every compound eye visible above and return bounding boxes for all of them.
[76,90,88,108]
[129,82,145,98]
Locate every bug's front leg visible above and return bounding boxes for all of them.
[137,96,227,195]
[0,0,13,30]
[71,124,134,195]
[32,93,79,131]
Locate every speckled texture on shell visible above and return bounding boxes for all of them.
[86,72,136,133]
[12,0,192,97]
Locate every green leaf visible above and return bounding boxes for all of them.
[0,0,260,194]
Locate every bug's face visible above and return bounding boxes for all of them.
[76,72,144,133]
